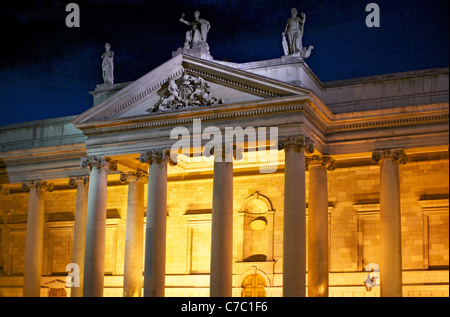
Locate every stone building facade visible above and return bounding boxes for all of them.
[0,51,448,297]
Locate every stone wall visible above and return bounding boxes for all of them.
[0,158,448,297]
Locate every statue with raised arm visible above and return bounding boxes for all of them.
[101,43,114,85]
[179,10,211,50]
[282,8,313,59]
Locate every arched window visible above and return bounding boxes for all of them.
[241,274,266,297]
[238,192,275,262]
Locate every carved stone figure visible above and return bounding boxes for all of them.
[180,11,211,50]
[149,73,223,112]
[101,43,114,85]
[282,8,314,59]
[159,79,181,111]
[179,73,195,100]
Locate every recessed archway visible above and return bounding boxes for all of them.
[239,192,275,262]
[241,273,267,297]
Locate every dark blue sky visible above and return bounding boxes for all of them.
[0,0,448,126]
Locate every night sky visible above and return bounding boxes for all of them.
[0,0,448,126]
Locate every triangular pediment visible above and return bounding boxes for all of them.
[72,54,312,125]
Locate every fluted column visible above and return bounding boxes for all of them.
[22,180,54,297]
[306,155,335,297]
[278,136,314,297]
[209,144,241,297]
[81,156,117,297]
[121,171,147,297]
[69,176,89,297]
[372,149,406,297]
[140,150,176,297]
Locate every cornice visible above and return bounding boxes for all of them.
[75,95,313,135]
[1,149,87,167]
[417,198,449,210]
[73,95,448,142]
[323,67,449,88]
[326,111,449,133]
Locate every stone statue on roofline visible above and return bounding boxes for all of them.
[101,43,114,85]
[173,10,213,60]
[180,10,210,50]
[282,8,314,59]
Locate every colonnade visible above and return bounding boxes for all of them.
[17,137,406,297]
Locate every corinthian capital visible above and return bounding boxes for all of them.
[306,155,336,171]
[139,149,177,166]
[68,176,89,187]
[278,136,314,154]
[80,156,118,171]
[120,170,148,183]
[209,143,243,162]
[372,149,407,165]
[22,180,54,192]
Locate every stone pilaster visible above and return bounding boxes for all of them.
[68,176,89,297]
[22,180,54,297]
[372,149,406,297]
[121,170,147,297]
[305,155,335,297]
[140,150,176,297]
[278,136,314,297]
[81,156,117,297]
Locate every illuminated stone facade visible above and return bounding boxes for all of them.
[0,53,448,297]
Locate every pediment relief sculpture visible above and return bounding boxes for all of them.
[147,73,224,113]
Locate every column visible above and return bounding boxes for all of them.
[121,171,146,297]
[209,144,239,297]
[306,155,335,297]
[140,150,176,297]
[372,149,406,297]
[278,136,314,297]
[22,180,54,297]
[81,156,117,297]
[69,176,89,297]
